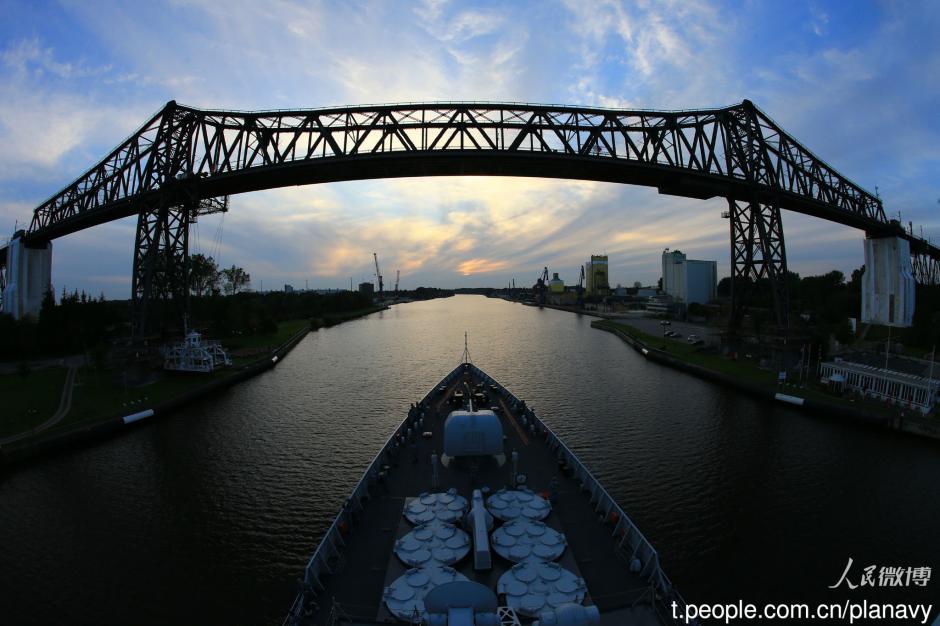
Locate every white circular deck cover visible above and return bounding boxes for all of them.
[491,519,566,563]
[394,521,471,567]
[496,562,586,617]
[486,488,551,522]
[384,566,469,622]
[404,490,469,525]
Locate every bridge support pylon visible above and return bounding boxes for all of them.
[0,232,52,320]
[727,197,789,336]
[131,199,191,338]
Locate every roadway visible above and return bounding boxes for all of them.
[603,312,722,347]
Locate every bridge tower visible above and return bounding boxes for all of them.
[130,101,227,338]
[724,101,790,337]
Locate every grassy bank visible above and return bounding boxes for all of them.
[0,367,68,438]
[595,319,776,386]
[1,305,386,449]
[594,319,927,424]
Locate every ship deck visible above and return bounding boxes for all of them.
[301,367,664,625]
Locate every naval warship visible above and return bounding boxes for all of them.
[285,353,687,625]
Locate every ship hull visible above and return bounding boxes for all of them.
[286,363,684,625]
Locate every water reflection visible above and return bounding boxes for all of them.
[1,295,937,624]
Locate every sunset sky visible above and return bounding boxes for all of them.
[1,0,938,297]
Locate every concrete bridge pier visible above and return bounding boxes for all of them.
[0,232,53,320]
[862,235,915,327]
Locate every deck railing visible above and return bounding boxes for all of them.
[284,365,465,625]
[469,364,689,623]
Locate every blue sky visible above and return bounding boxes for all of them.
[1,0,938,296]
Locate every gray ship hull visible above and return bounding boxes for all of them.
[285,363,686,625]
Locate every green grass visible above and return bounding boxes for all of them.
[5,310,384,446]
[317,305,386,325]
[3,319,305,441]
[223,318,310,351]
[222,318,311,366]
[58,366,232,432]
[595,319,934,422]
[595,319,776,387]
[0,367,68,438]
[56,318,314,431]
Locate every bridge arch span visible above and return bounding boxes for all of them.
[2,99,936,333]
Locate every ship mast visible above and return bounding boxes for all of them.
[462,332,472,365]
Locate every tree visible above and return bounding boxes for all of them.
[190,253,220,297]
[717,276,732,297]
[221,265,250,295]
[850,265,864,291]
[688,302,710,319]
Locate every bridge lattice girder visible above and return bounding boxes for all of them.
[28,99,906,242]
[14,99,940,336]
[912,252,940,286]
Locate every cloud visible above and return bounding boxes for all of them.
[807,3,830,36]
[0,37,152,182]
[1,36,111,79]
[456,258,509,275]
[560,0,735,109]
[0,0,937,298]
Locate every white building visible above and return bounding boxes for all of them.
[820,359,938,414]
[661,249,717,305]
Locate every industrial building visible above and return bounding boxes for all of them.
[646,294,675,316]
[661,249,717,306]
[584,255,609,297]
[358,282,374,295]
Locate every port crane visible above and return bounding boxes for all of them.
[534,266,549,306]
[373,252,384,298]
[394,269,400,295]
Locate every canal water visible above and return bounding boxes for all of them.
[1,296,937,624]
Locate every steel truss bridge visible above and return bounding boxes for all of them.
[3,99,939,334]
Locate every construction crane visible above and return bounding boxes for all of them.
[394,269,400,295]
[373,252,384,298]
